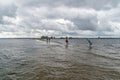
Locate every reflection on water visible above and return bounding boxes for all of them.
[0,39,120,80]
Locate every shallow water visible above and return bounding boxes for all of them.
[0,39,120,80]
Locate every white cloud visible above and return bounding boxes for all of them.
[3,16,22,25]
[0,0,120,38]
[0,0,15,5]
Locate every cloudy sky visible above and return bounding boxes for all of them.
[0,0,120,38]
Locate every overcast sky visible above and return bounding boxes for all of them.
[0,0,120,38]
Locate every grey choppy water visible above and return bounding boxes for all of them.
[0,39,120,80]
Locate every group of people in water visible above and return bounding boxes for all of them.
[46,36,92,49]
[65,37,92,49]
[46,37,51,44]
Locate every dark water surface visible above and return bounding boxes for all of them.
[0,39,120,80]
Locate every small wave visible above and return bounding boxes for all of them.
[84,51,120,61]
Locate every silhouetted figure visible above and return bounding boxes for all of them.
[65,37,69,48]
[46,37,49,44]
[46,37,51,44]
[48,37,51,43]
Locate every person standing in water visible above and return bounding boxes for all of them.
[48,37,51,43]
[86,38,92,49]
[46,37,48,43]
[46,37,51,44]
[65,37,69,48]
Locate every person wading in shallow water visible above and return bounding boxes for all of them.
[46,37,51,44]
[86,38,92,49]
[65,37,69,48]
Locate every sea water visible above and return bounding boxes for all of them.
[0,38,120,80]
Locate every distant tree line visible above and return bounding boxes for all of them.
[41,36,55,39]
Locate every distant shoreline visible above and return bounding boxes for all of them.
[0,38,120,39]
